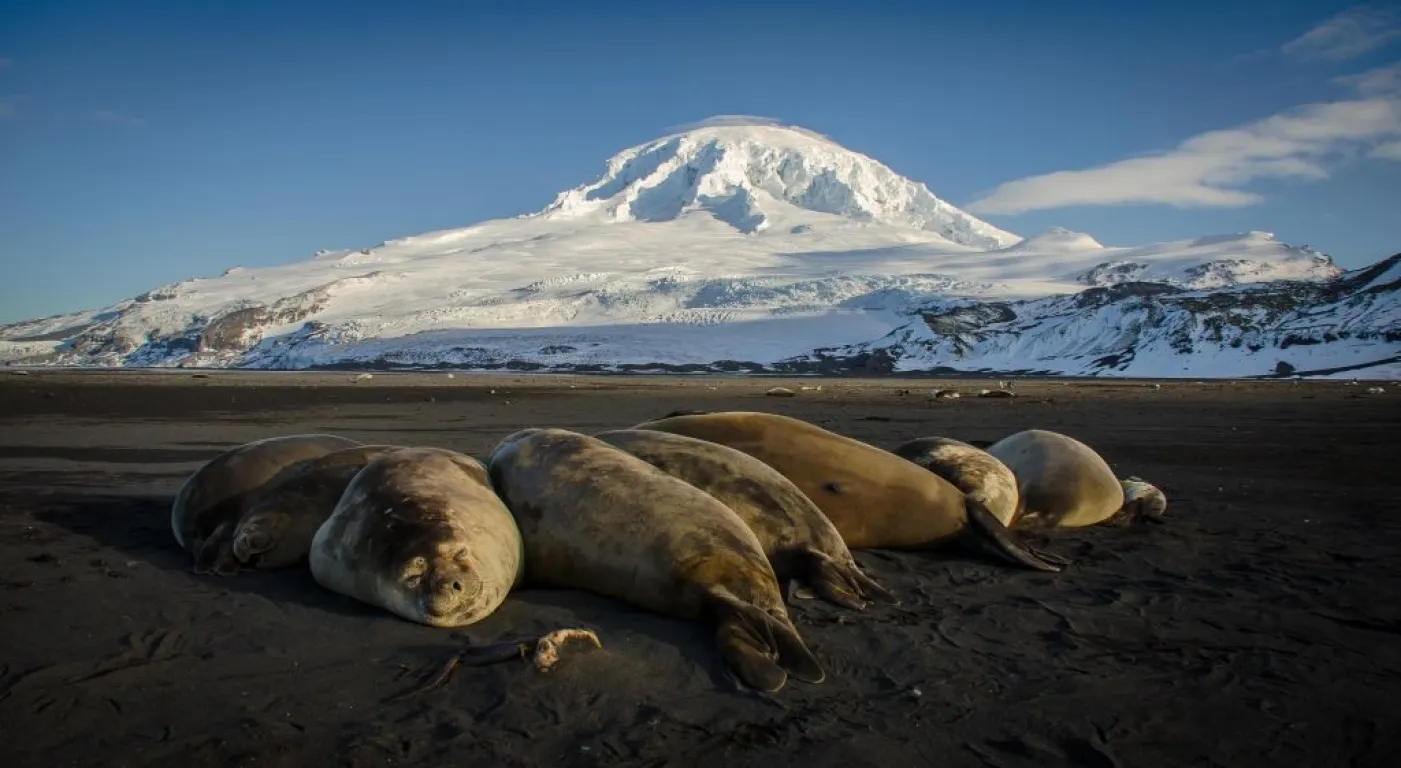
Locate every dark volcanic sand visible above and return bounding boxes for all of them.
[1,370,1399,768]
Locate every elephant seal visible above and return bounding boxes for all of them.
[309,447,524,628]
[487,427,824,693]
[891,436,1021,527]
[231,444,402,569]
[594,428,897,610]
[632,411,1067,572]
[172,433,361,576]
[985,429,1167,528]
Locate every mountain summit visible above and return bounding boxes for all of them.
[536,119,1021,249]
[1,116,1394,378]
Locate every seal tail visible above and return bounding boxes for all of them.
[802,549,900,610]
[964,497,1070,572]
[712,594,825,693]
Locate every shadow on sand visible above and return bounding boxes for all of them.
[32,490,378,619]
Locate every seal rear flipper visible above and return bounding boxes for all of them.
[964,498,1068,573]
[802,549,899,610]
[711,593,825,691]
[713,606,787,693]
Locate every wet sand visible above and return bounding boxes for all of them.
[1,370,1398,767]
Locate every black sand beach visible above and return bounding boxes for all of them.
[1,370,1398,767]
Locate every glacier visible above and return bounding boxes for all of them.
[2,119,1397,379]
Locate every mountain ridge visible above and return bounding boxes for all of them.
[2,119,1396,379]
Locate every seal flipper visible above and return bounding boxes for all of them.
[802,549,899,610]
[192,521,241,576]
[711,593,825,691]
[964,498,1068,573]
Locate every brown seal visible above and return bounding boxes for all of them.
[486,427,825,693]
[309,446,524,628]
[631,411,1068,571]
[891,436,1021,527]
[595,428,898,610]
[171,433,361,576]
[985,429,1167,528]
[231,444,402,569]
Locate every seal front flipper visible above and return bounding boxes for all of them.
[964,498,1068,573]
[1026,546,1072,567]
[710,593,825,692]
[802,549,899,610]
[192,521,241,576]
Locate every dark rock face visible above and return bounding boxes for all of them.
[196,291,328,353]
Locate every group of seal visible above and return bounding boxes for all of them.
[168,409,1166,695]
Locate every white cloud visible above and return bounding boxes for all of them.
[965,68,1401,216]
[90,109,145,127]
[1282,5,1401,61]
[1335,61,1401,96]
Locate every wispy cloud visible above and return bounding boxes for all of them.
[90,109,145,128]
[965,63,1401,216]
[1373,140,1401,160]
[1335,60,1401,95]
[1282,4,1401,61]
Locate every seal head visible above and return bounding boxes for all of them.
[231,444,401,569]
[891,436,1022,528]
[309,447,524,628]
[171,433,361,576]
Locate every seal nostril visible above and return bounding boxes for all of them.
[452,581,462,592]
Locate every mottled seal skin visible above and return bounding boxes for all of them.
[985,429,1162,528]
[171,434,361,576]
[309,447,524,628]
[891,436,1022,528]
[632,411,1067,572]
[595,428,898,611]
[231,444,402,569]
[486,428,824,693]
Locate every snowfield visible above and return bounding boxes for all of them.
[3,119,1397,379]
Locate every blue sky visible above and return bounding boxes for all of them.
[1,0,1399,323]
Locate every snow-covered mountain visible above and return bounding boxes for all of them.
[2,118,1397,379]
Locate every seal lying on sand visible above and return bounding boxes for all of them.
[487,427,825,693]
[631,411,1068,572]
[309,447,524,628]
[891,436,1022,528]
[231,444,402,569]
[172,434,361,576]
[594,428,898,610]
[985,428,1168,528]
